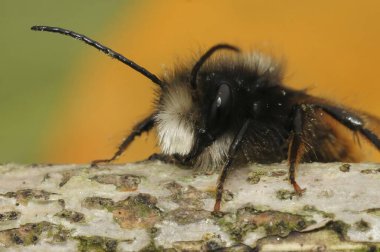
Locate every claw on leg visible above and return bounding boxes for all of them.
[292,181,306,195]
[213,200,221,213]
[213,188,223,213]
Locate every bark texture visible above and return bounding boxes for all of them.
[0,161,379,251]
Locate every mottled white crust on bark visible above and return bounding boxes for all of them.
[0,162,380,251]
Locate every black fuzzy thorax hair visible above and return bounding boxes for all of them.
[197,55,302,164]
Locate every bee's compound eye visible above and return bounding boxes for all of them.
[216,83,231,109]
[252,101,262,116]
[207,83,232,133]
[216,97,222,107]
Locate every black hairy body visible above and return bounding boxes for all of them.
[32,26,380,212]
[160,57,359,168]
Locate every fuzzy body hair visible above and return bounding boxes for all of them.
[154,51,362,174]
[155,52,284,172]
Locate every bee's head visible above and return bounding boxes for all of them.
[155,45,282,167]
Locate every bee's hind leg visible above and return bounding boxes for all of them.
[317,104,380,150]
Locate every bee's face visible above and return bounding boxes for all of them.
[154,75,236,170]
[155,68,236,151]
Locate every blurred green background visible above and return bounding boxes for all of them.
[0,1,129,163]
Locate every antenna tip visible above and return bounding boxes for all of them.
[31,26,45,31]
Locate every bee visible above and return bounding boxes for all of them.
[32,26,380,212]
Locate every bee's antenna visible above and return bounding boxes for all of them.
[190,44,240,89]
[31,26,163,88]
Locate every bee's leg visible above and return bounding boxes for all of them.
[213,120,251,213]
[288,106,306,195]
[91,113,155,167]
[317,104,380,149]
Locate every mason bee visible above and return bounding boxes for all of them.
[32,25,380,212]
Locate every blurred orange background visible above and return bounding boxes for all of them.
[35,1,380,164]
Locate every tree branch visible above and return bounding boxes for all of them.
[0,162,379,251]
